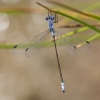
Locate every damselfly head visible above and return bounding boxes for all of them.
[45,16,55,21]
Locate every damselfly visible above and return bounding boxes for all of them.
[12,10,90,93]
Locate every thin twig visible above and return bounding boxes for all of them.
[36,1,56,12]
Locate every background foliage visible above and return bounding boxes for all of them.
[0,0,100,100]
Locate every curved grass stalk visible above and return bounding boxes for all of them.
[57,2,100,28]
[57,11,100,33]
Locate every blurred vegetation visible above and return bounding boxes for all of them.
[0,1,100,48]
[0,1,100,100]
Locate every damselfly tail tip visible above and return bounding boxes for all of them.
[61,81,65,93]
[62,90,65,93]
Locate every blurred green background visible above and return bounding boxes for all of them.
[0,0,100,100]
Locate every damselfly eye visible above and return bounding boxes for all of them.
[46,17,49,20]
